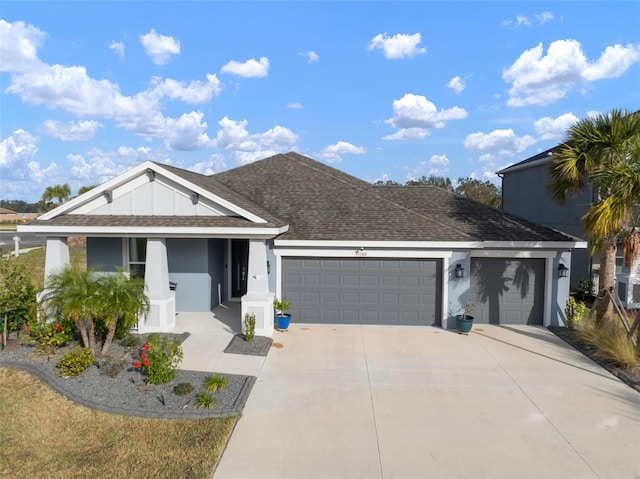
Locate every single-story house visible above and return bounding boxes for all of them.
[19,152,586,336]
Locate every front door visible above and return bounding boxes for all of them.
[231,239,249,298]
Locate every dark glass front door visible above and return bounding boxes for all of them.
[231,239,249,297]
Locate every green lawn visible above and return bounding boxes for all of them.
[7,245,86,289]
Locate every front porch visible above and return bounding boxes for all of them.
[170,302,268,375]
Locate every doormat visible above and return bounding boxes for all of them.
[224,334,273,356]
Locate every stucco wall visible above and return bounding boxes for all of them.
[87,237,122,272]
[167,238,211,312]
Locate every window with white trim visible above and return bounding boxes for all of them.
[128,238,147,279]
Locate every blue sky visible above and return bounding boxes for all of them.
[1,1,639,201]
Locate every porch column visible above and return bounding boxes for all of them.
[139,238,176,333]
[242,239,275,337]
[44,237,70,284]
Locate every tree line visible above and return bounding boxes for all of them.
[373,175,502,208]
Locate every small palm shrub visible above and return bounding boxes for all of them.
[196,391,215,409]
[120,334,141,348]
[57,347,94,377]
[99,357,126,378]
[173,382,194,396]
[204,374,229,392]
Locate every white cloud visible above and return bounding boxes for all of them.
[0,19,46,73]
[149,74,222,104]
[384,93,467,140]
[464,129,536,156]
[40,120,102,141]
[140,29,180,65]
[368,33,426,59]
[536,12,554,24]
[430,154,449,167]
[220,57,270,78]
[286,102,303,109]
[319,141,366,163]
[163,111,211,151]
[109,41,125,59]
[299,50,319,63]
[191,154,227,175]
[447,75,470,94]
[503,39,640,106]
[0,129,39,168]
[534,113,579,140]
[212,117,298,163]
[516,15,531,27]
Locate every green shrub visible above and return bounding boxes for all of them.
[30,317,75,353]
[243,313,256,342]
[565,297,586,331]
[196,391,215,409]
[134,334,183,385]
[57,347,94,377]
[0,260,37,333]
[173,382,194,396]
[204,374,229,392]
[99,357,125,378]
[120,334,141,348]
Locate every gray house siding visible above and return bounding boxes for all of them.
[87,237,122,272]
[167,238,211,312]
[501,162,591,288]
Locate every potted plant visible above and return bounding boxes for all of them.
[455,302,474,334]
[273,297,292,331]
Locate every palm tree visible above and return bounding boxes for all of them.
[41,266,102,351]
[40,183,72,210]
[98,270,149,356]
[549,109,640,327]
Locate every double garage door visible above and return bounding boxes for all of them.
[283,257,442,326]
[469,257,545,325]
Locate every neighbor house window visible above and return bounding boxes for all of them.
[128,238,147,279]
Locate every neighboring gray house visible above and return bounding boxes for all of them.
[498,147,639,308]
[20,152,584,335]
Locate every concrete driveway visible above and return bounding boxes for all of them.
[214,325,640,479]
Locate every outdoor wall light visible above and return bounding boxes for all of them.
[455,264,465,278]
[558,264,569,278]
[267,260,271,274]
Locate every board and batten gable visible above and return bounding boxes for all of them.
[69,170,237,217]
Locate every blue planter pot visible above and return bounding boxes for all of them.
[275,314,291,331]
[456,315,474,334]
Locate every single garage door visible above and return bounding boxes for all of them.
[470,258,545,325]
[282,257,442,326]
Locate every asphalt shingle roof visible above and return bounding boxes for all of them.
[33,152,577,243]
[213,152,576,243]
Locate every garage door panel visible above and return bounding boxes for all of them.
[470,258,544,326]
[283,257,441,325]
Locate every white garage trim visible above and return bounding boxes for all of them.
[274,248,453,259]
[470,250,557,259]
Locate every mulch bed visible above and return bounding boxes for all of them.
[548,326,640,393]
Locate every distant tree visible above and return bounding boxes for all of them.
[77,185,98,196]
[373,179,401,186]
[41,183,72,209]
[455,177,501,208]
[0,199,43,213]
[406,175,454,191]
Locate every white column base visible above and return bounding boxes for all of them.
[241,292,275,337]
[137,293,176,334]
